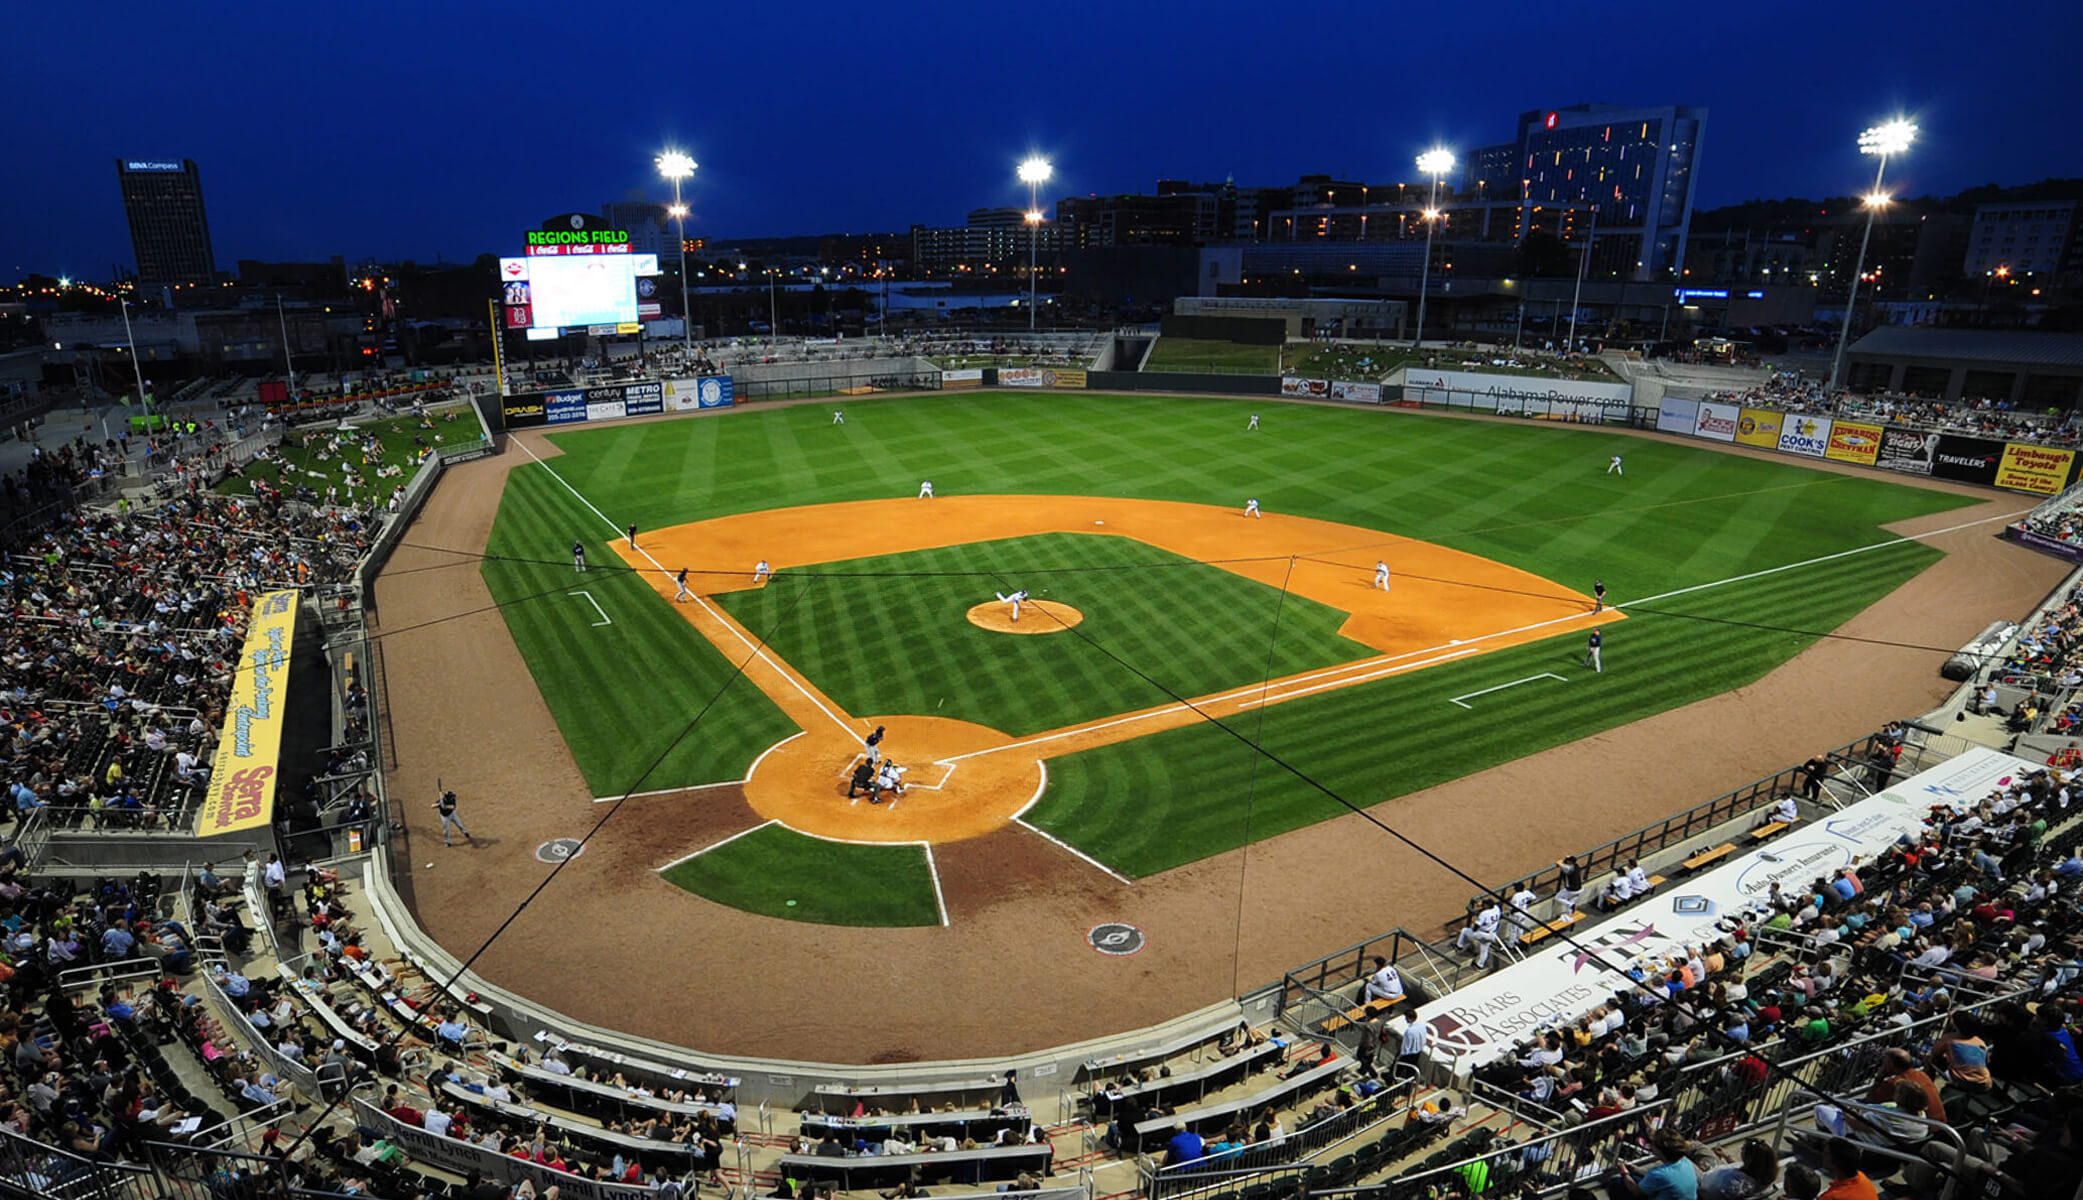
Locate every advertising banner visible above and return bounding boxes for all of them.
[662,376,733,411]
[1692,401,1740,443]
[545,392,586,425]
[999,367,1043,387]
[1281,377,1330,398]
[624,382,664,416]
[1875,427,1938,475]
[199,590,300,838]
[1995,443,2077,495]
[1654,396,1699,435]
[1825,420,1885,465]
[1406,369,1635,416]
[499,393,548,429]
[1415,746,2034,1066]
[942,369,983,389]
[1931,434,2004,485]
[585,399,627,422]
[1776,414,1832,458]
[2006,525,2083,564]
[1329,380,1383,404]
[1052,369,1088,389]
[1735,408,1784,449]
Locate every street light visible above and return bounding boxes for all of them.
[1018,156,1052,331]
[1411,148,1454,350]
[117,297,150,414]
[1829,119,1916,393]
[655,149,698,353]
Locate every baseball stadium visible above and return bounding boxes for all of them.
[7,332,2083,1200]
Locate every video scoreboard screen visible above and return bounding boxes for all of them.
[499,235,658,333]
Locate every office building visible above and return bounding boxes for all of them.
[601,201,673,257]
[911,208,1062,274]
[1511,104,1707,280]
[117,158,217,288]
[1965,200,2078,280]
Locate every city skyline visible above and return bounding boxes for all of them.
[6,1,2080,278]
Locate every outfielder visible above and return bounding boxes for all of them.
[1375,560,1391,591]
[673,567,691,602]
[832,410,845,425]
[918,480,935,499]
[1586,627,1603,673]
[1247,413,1260,431]
[995,589,1029,622]
[1454,899,1504,968]
[1244,497,1261,519]
[753,560,772,585]
[571,541,587,573]
[1606,454,1624,476]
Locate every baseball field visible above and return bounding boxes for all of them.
[473,391,1973,928]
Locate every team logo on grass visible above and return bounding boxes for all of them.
[536,838,586,863]
[1088,923,1146,956]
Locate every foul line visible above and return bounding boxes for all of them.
[1015,815,1132,886]
[1448,673,1568,710]
[593,779,744,805]
[515,437,860,739]
[655,819,778,873]
[922,844,950,927]
[1237,648,1479,707]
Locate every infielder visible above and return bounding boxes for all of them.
[1375,560,1391,591]
[1454,899,1504,968]
[832,410,846,425]
[1592,579,1607,613]
[995,589,1029,622]
[1606,454,1624,476]
[571,541,587,573]
[433,789,473,848]
[1247,413,1260,431]
[1586,627,1603,673]
[1244,497,1261,519]
[918,480,935,499]
[626,522,639,547]
[753,560,772,585]
[673,567,691,602]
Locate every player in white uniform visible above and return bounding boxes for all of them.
[994,589,1029,622]
[1454,900,1504,968]
[1606,454,1624,475]
[832,410,845,424]
[753,560,772,585]
[673,568,691,602]
[1375,561,1391,591]
[1244,497,1261,519]
[1247,413,1259,431]
[918,480,935,499]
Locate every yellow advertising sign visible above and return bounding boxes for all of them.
[1995,443,2077,495]
[1824,420,1885,465]
[1735,408,1783,448]
[199,590,300,837]
[1050,369,1088,389]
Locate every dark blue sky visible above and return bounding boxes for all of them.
[8,1,2080,279]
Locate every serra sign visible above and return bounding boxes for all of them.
[199,591,299,837]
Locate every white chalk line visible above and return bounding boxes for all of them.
[593,779,744,805]
[654,819,778,873]
[515,437,859,740]
[1015,816,1132,886]
[1237,648,1480,707]
[567,590,611,626]
[1448,673,1569,710]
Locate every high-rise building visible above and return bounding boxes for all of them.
[116,159,217,288]
[1512,104,1707,280]
[601,201,673,257]
[1965,200,2078,281]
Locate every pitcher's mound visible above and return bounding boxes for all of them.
[965,599,1084,635]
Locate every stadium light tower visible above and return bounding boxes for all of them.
[656,150,698,353]
[1411,148,1455,350]
[1828,119,1915,394]
[1018,157,1053,331]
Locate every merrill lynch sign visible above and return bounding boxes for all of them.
[1417,746,2033,1066]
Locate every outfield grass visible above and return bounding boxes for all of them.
[659,824,942,925]
[482,392,1975,891]
[716,534,1371,736]
[1142,338,1283,374]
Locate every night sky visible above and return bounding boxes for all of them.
[8,1,2080,279]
